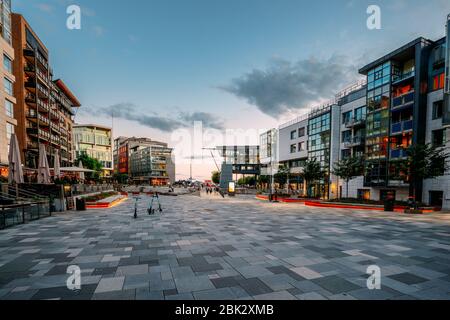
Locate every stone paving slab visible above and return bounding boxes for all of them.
[0,194,450,300]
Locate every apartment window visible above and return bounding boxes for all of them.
[298,127,305,137]
[3,54,12,73]
[298,141,305,152]
[5,99,13,118]
[432,73,445,91]
[354,106,367,121]
[4,78,13,95]
[432,101,443,120]
[342,111,352,124]
[290,144,297,154]
[432,129,445,147]
[6,122,14,154]
[342,130,352,143]
[290,130,297,140]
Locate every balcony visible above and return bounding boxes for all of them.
[345,116,366,129]
[25,79,36,89]
[50,122,60,133]
[344,136,365,148]
[392,71,415,85]
[390,148,408,160]
[23,48,35,58]
[24,64,36,74]
[391,120,413,135]
[27,142,39,150]
[392,91,414,110]
[37,99,50,112]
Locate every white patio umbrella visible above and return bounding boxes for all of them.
[8,133,24,185]
[78,160,85,181]
[54,150,61,179]
[37,144,51,184]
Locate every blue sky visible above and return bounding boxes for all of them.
[13,0,450,179]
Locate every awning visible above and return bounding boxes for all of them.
[60,167,95,173]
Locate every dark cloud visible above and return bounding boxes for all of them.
[178,111,225,130]
[83,103,224,132]
[220,55,358,118]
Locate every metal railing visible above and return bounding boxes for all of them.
[1,201,51,230]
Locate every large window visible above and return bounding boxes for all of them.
[290,130,297,140]
[354,106,367,121]
[368,62,391,91]
[5,99,13,118]
[3,54,12,73]
[298,141,305,152]
[432,73,445,91]
[432,101,444,120]
[432,129,446,147]
[290,144,296,154]
[4,77,13,96]
[342,130,352,143]
[298,127,305,137]
[6,122,14,153]
[342,111,352,124]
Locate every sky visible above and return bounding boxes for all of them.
[13,0,450,180]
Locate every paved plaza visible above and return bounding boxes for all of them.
[0,193,450,300]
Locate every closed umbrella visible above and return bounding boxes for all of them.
[37,144,51,184]
[8,133,24,185]
[54,150,61,179]
[78,160,85,181]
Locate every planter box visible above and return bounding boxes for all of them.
[86,195,128,209]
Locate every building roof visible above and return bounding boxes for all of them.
[359,37,434,75]
[74,123,112,131]
[54,79,81,107]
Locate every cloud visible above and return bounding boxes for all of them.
[84,103,225,132]
[178,112,225,130]
[220,55,359,118]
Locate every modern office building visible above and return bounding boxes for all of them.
[277,103,340,199]
[73,124,113,177]
[113,137,174,184]
[259,129,278,176]
[11,14,80,169]
[129,145,175,185]
[0,0,15,178]
[215,145,260,189]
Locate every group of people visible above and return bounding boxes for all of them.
[205,186,219,195]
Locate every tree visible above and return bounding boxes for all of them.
[300,159,324,198]
[75,153,103,181]
[333,156,364,199]
[274,165,289,189]
[394,143,449,205]
[211,171,220,184]
[113,173,129,184]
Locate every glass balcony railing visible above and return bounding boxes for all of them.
[391,120,413,134]
[392,91,414,109]
[390,148,408,159]
[392,71,415,84]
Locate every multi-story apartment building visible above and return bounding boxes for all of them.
[11,14,80,169]
[336,81,368,199]
[277,103,340,199]
[73,124,113,177]
[0,0,15,178]
[275,15,450,208]
[129,145,175,186]
[113,136,171,178]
